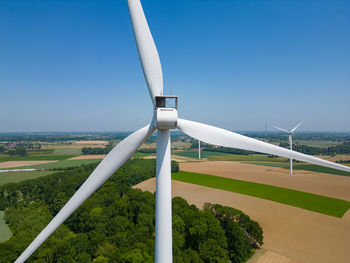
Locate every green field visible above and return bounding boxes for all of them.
[293,140,343,147]
[247,162,350,176]
[173,150,230,158]
[0,159,101,170]
[0,171,55,185]
[0,211,12,242]
[133,152,150,158]
[53,148,82,155]
[172,171,350,217]
[0,155,76,162]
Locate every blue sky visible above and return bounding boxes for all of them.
[1,0,349,132]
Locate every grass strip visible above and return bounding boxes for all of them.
[0,155,76,162]
[172,171,350,218]
[0,159,101,170]
[0,171,55,185]
[247,162,350,177]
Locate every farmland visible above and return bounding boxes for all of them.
[0,171,54,186]
[0,155,75,162]
[247,161,350,176]
[293,139,343,147]
[172,171,350,217]
[208,154,288,162]
[180,161,350,201]
[0,137,153,185]
[1,131,350,263]
[1,159,102,171]
[173,150,229,158]
[136,159,350,263]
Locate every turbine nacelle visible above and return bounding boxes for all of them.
[154,96,178,129]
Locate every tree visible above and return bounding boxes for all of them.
[199,239,229,262]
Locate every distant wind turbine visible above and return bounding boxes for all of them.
[16,1,350,263]
[273,121,303,174]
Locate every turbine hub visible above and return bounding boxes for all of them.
[155,96,178,129]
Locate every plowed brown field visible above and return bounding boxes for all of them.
[180,161,350,201]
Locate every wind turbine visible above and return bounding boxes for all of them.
[273,121,303,175]
[16,1,350,262]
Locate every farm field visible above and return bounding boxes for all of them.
[0,160,58,169]
[135,177,350,263]
[38,140,110,156]
[316,154,350,162]
[0,211,12,243]
[41,140,107,149]
[174,151,350,176]
[246,161,350,176]
[74,140,108,145]
[180,161,350,201]
[53,148,82,155]
[172,171,350,217]
[208,154,288,162]
[0,155,75,162]
[0,159,101,171]
[0,171,55,185]
[173,150,229,158]
[68,154,106,160]
[0,139,155,185]
[293,139,343,147]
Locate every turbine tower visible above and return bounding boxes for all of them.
[273,121,303,175]
[15,1,350,262]
[198,140,201,159]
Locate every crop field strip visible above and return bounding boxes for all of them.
[0,171,55,186]
[0,159,102,170]
[172,171,350,217]
[208,154,288,162]
[246,161,350,176]
[172,151,290,162]
[0,155,77,162]
[173,150,230,158]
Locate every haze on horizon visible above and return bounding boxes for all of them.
[1,0,349,132]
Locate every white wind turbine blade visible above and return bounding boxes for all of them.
[127,0,163,101]
[291,121,304,133]
[15,124,156,263]
[177,118,350,173]
[272,125,290,133]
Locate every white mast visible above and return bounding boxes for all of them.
[198,140,201,159]
[155,129,172,263]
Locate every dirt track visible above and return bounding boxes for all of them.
[0,160,58,169]
[134,178,350,263]
[180,161,350,201]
